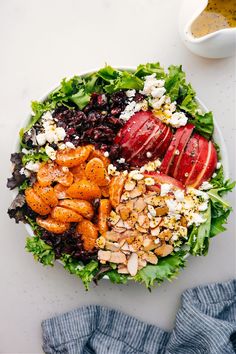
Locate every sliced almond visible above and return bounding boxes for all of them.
[124,179,136,191]
[109,211,120,225]
[105,241,120,252]
[104,230,120,241]
[96,236,106,249]
[150,217,162,228]
[143,240,157,251]
[117,205,130,221]
[110,251,126,264]
[138,214,146,226]
[135,223,148,233]
[118,265,129,274]
[127,253,138,276]
[151,226,161,236]
[134,197,146,212]
[121,242,130,251]
[154,244,173,257]
[143,252,158,265]
[98,250,111,262]
[112,226,127,233]
[121,192,130,201]
[138,258,147,270]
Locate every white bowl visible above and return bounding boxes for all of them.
[179,0,236,59]
[10,68,229,260]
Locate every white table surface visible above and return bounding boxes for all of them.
[0,0,236,353]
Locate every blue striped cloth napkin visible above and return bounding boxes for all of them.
[42,279,236,353]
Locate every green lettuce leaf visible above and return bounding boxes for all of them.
[210,165,224,187]
[207,179,235,237]
[187,204,211,256]
[210,208,231,237]
[25,236,55,266]
[188,111,214,140]
[134,62,166,79]
[22,148,49,165]
[105,270,128,284]
[97,66,143,93]
[62,255,99,290]
[134,251,186,288]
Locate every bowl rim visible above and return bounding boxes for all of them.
[9,66,229,271]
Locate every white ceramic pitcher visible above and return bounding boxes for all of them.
[179,0,236,58]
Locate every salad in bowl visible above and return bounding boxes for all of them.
[7,63,234,289]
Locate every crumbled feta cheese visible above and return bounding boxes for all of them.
[126,89,136,98]
[152,95,166,110]
[199,181,213,190]
[131,172,144,181]
[117,157,125,164]
[216,162,221,169]
[154,237,161,244]
[65,142,75,149]
[25,161,41,172]
[21,148,30,154]
[42,111,53,121]
[174,189,185,202]
[146,151,152,158]
[169,112,188,128]
[36,133,47,146]
[58,143,66,150]
[144,177,155,186]
[212,173,217,178]
[45,128,57,144]
[120,100,148,121]
[19,167,31,177]
[171,233,179,241]
[166,199,177,213]
[104,151,109,157]
[45,145,57,160]
[108,164,119,176]
[55,127,66,141]
[188,213,206,226]
[160,183,172,196]
[140,75,165,96]
[198,202,209,211]
[151,87,166,99]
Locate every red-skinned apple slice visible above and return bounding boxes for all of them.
[125,117,159,161]
[156,126,173,157]
[160,126,186,175]
[187,141,217,188]
[129,119,167,165]
[134,125,169,165]
[114,111,152,146]
[144,171,185,190]
[176,133,201,184]
[170,123,195,178]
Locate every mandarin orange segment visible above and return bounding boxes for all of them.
[76,219,98,251]
[70,163,87,181]
[56,145,94,167]
[36,216,70,234]
[85,157,110,186]
[25,188,51,215]
[100,185,110,198]
[66,179,101,200]
[51,206,83,223]
[109,174,127,208]
[33,182,58,207]
[98,199,111,235]
[53,184,68,199]
[89,150,110,168]
[37,162,73,187]
[58,199,94,220]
